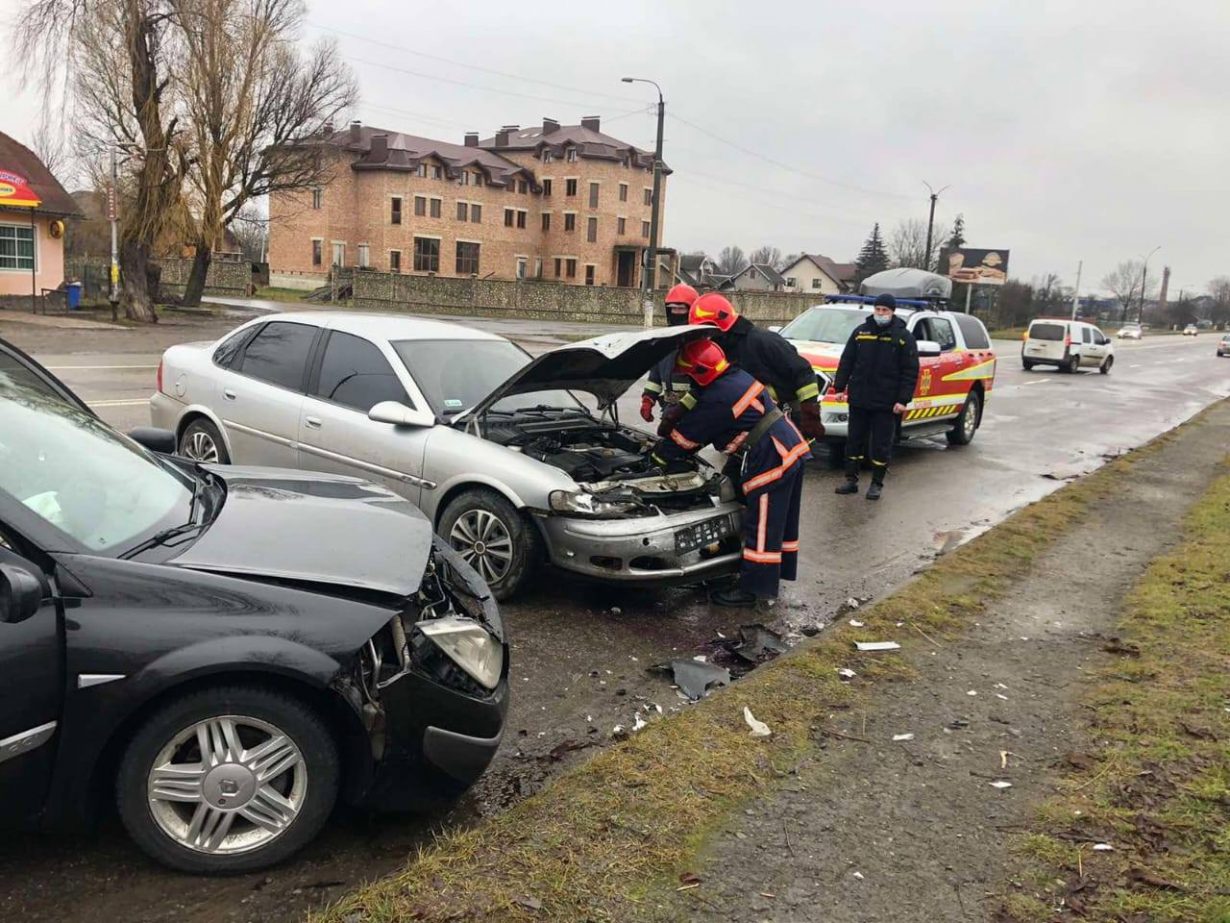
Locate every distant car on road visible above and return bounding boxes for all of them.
[1217,334,1230,357]
[1183,324,1199,336]
[1117,324,1143,340]
[1022,318,1115,374]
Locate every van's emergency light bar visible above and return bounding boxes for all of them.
[826,294,938,309]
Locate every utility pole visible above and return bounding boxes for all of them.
[1138,245,1160,325]
[109,146,120,323]
[1070,260,1083,319]
[922,181,949,272]
[623,77,665,327]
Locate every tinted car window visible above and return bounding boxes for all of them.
[213,325,260,368]
[313,332,411,413]
[1,349,62,400]
[238,322,316,391]
[1030,322,1066,341]
[953,313,991,349]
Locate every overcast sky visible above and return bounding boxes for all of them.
[3,0,1226,295]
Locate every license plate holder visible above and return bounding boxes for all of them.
[675,516,733,554]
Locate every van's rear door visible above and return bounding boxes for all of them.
[1025,322,1067,361]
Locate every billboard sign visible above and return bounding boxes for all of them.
[943,247,1009,286]
[0,169,41,209]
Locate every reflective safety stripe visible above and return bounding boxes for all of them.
[680,392,698,410]
[750,397,765,414]
[782,540,800,552]
[670,429,700,450]
[643,381,663,394]
[732,381,766,417]
[724,431,749,454]
[796,381,821,401]
[756,494,769,552]
[870,459,888,467]
[743,549,782,564]
[743,437,810,492]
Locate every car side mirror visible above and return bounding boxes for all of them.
[368,400,433,427]
[0,563,45,625]
[767,325,783,334]
[127,427,177,454]
[916,340,942,357]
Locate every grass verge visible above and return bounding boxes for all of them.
[311,430,1181,923]
[997,462,1230,923]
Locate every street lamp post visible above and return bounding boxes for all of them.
[622,76,664,328]
[922,181,949,272]
[109,146,120,322]
[1139,245,1160,324]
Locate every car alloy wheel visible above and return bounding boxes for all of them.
[449,509,514,585]
[182,429,221,463]
[146,714,307,857]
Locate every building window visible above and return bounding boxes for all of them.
[311,188,322,209]
[416,164,427,178]
[589,182,599,208]
[642,220,650,238]
[619,182,628,202]
[331,241,345,266]
[432,165,443,179]
[471,204,482,223]
[565,178,577,197]
[474,173,484,187]
[811,277,822,289]
[414,195,426,217]
[357,244,370,268]
[542,150,553,163]
[564,213,576,232]
[457,201,469,221]
[516,257,527,279]
[542,179,552,197]
[586,217,597,243]
[542,212,551,232]
[456,241,480,275]
[643,188,652,206]
[617,217,626,235]
[429,198,441,219]
[518,180,528,194]
[461,172,470,186]
[516,209,527,229]
[390,250,401,273]
[311,239,322,267]
[504,208,515,228]
[391,196,402,225]
[554,257,562,278]
[413,237,440,272]
[585,265,595,286]
[566,258,577,278]
[566,148,578,162]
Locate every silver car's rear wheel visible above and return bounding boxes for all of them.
[450,509,514,585]
[179,419,229,464]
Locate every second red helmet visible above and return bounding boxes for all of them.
[689,293,738,332]
[675,337,730,387]
[664,283,699,307]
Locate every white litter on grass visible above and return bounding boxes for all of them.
[744,707,772,738]
[967,690,978,696]
[846,597,861,609]
[632,714,648,732]
[855,641,901,652]
[995,683,1009,690]
[852,871,865,881]
[990,780,1013,790]
[693,655,708,663]
[996,693,1009,701]
[1093,843,1114,852]
[837,668,857,680]
[892,733,915,742]
[848,619,865,628]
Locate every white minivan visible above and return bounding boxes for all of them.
[1022,319,1115,374]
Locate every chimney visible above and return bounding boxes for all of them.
[581,116,600,133]
[370,133,388,160]
[464,132,479,147]
[1158,265,1171,309]
[542,117,560,135]
[349,120,362,143]
[322,120,334,137]
[495,129,510,148]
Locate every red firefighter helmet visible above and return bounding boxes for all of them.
[689,293,738,332]
[664,283,699,308]
[676,337,730,387]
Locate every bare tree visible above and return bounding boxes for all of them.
[175,0,355,305]
[30,119,75,184]
[748,245,782,269]
[229,200,269,263]
[888,218,941,271]
[1102,260,1143,323]
[1209,276,1230,326]
[716,245,748,276]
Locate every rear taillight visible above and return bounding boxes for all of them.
[156,358,164,394]
[1022,331,1029,341]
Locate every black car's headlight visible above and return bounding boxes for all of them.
[417,616,503,690]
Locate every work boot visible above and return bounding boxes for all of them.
[866,481,883,501]
[711,587,758,608]
[835,478,859,495]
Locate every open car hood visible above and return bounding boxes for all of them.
[470,326,716,414]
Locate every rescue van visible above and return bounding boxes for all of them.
[779,269,997,448]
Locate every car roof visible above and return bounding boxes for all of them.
[264,311,508,343]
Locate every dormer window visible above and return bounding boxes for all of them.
[416,164,427,178]
[542,150,553,163]
[566,148,578,163]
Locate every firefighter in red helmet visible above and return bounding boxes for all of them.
[650,337,812,607]
[640,283,699,424]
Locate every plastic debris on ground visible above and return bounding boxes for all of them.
[854,641,901,652]
[852,871,865,880]
[743,706,772,738]
[837,668,857,680]
[848,619,865,628]
[651,659,731,701]
[1093,843,1114,851]
[732,624,788,664]
[990,780,1013,789]
[892,733,914,742]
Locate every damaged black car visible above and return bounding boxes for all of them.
[0,337,508,874]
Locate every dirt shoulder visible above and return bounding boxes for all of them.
[310,408,1228,920]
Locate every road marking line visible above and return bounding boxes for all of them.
[1025,379,1051,385]
[88,398,150,407]
[46,365,157,371]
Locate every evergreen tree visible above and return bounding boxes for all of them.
[944,214,966,251]
[855,223,890,282]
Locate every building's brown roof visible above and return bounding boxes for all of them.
[333,123,531,189]
[0,131,80,217]
[789,253,857,286]
[478,120,667,174]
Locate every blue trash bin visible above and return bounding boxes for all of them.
[66,282,82,310]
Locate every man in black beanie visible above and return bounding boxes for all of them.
[831,293,919,500]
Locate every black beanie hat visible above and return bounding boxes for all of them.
[873,293,897,310]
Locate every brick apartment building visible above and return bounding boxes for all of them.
[268,117,668,288]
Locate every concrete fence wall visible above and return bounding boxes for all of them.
[158,258,252,297]
[350,271,824,325]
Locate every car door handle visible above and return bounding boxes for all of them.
[304,416,322,429]
[222,388,236,400]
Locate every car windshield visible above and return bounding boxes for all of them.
[779,307,868,344]
[0,381,196,553]
[1030,322,1066,341]
[393,338,583,416]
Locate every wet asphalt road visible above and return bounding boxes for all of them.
[1,309,1228,923]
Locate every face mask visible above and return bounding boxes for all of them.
[873,313,892,327]
[666,305,689,327]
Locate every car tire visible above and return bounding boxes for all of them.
[179,418,230,464]
[1022,358,1035,371]
[116,686,340,875]
[1100,355,1114,375]
[946,389,981,446]
[439,489,540,600]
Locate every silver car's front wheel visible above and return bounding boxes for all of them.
[450,509,514,585]
[439,489,540,601]
[117,687,339,874]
